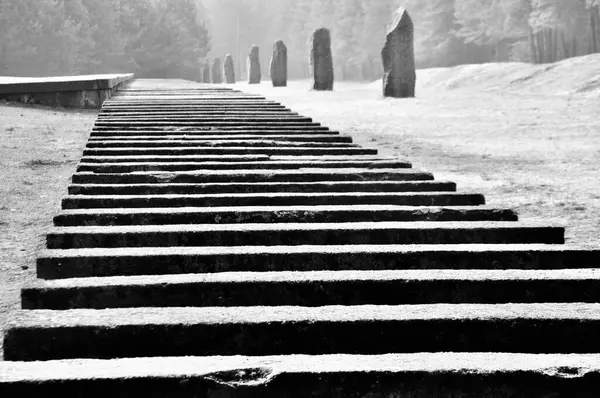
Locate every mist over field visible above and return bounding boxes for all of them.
[2,0,600,81]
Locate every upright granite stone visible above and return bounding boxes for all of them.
[382,8,416,98]
[211,58,223,84]
[201,64,210,84]
[248,45,262,84]
[270,40,288,87]
[224,54,236,84]
[310,28,334,91]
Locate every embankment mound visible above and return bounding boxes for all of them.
[417,54,600,96]
[368,54,600,96]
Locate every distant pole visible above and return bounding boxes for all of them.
[236,13,241,79]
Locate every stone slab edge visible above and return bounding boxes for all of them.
[1,354,600,396]
[0,74,134,94]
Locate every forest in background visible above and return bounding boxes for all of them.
[0,0,210,80]
[1,0,600,81]
[207,0,600,81]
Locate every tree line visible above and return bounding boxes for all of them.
[1,0,599,81]
[0,0,210,80]
[205,0,600,81]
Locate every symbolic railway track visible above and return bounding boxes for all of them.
[2,79,600,396]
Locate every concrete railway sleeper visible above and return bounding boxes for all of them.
[2,79,599,396]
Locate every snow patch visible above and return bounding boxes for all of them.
[414,54,600,96]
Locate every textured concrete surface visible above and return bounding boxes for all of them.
[94,126,333,132]
[78,155,401,163]
[52,205,518,226]
[67,181,457,195]
[61,192,484,209]
[94,120,320,126]
[22,269,600,309]
[71,169,435,184]
[7,304,600,360]
[82,147,379,156]
[45,221,564,249]
[76,160,414,173]
[90,129,338,136]
[100,109,295,114]
[96,118,315,124]
[0,74,134,93]
[36,244,597,279]
[16,302,600,326]
[87,137,349,144]
[85,140,358,148]
[97,114,312,119]
[3,354,600,396]
[0,74,134,108]
[80,154,273,162]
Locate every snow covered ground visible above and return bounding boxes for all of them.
[417,53,600,96]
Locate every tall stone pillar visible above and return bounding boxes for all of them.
[248,45,261,84]
[224,54,236,84]
[202,63,210,83]
[382,8,416,98]
[270,40,287,87]
[211,58,223,84]
[310,28,334,91]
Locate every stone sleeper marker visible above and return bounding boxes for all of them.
[3,79,600,395]
[224,54,235,84]
[382,7,416,98]
[2,354,600,395]
[248,45,261,84]
[211,58,223,84]
[310,28,334,91]
[270,40,287,87]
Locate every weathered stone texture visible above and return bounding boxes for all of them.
[248,45,261,84]
[310,28,334,91]
[211,58,223,84]
[224,54,235,84]
[202,64,210,83]
[382,8,416,98]
[0,74,133,108]
[270,40,288,87]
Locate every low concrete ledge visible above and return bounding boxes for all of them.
[0,74,134,108]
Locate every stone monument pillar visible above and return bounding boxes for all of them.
[310,28,334,91]
[202,63,210,83]
[248,45,261,84]
[224,54,236,84]
[270,40,287,87]
[382,8,416,98]
[211,58,223,84]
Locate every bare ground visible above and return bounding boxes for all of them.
[0,102,97,358]
[1,57,600,358]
